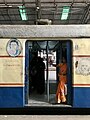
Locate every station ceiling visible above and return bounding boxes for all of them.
[0,0,90,25]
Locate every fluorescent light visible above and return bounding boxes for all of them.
[61,6,70,20]
[19,6,28,21]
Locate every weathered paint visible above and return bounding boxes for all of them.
[0,25,89,108]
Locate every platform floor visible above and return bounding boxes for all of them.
[1,115,90,120]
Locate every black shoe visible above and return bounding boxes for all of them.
[62,101,67,104]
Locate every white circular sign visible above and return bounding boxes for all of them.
[6,39,22,57]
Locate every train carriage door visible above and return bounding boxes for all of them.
[66,41,72,105]
[49,40,72,105]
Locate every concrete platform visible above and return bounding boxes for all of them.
[1,115,90,120]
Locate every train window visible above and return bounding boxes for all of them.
[25,40,72,107]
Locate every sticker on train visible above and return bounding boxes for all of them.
[6,38,22,57]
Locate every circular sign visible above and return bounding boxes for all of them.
[6,39,22,57]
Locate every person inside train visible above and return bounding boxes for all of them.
[30,54,45,94]
[50,57,67,103]
[30,52,38,91]
[36,57,45,94]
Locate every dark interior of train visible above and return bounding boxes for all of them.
[25,40,72,107]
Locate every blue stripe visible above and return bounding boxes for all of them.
[73,87,90,108]
[0,87,24,108]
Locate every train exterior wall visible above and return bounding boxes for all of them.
[73,38,90,108]
[0,39,25,108]
[0,24,90,108]
[0,38,90,108]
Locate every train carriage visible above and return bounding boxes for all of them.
[0,25,90,108]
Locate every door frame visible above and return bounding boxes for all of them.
[24,40,72,106]
[66,40,72,105]
[25,41,29,104]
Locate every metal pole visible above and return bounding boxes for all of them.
[46,41,49,102]
[36,0,41,20]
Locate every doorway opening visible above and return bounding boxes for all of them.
[25,40,72,107]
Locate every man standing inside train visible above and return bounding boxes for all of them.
[50,57,67,103]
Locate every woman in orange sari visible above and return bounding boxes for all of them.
[50,57,67,103]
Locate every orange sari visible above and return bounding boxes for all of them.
[56,63,67,103]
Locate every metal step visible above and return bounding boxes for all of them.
[26,93,71,107]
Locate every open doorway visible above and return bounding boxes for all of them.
[25,40,72,106]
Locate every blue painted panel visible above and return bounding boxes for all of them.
[66,41,72,105]
[0,87,24,108]
[73,87,90,108]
